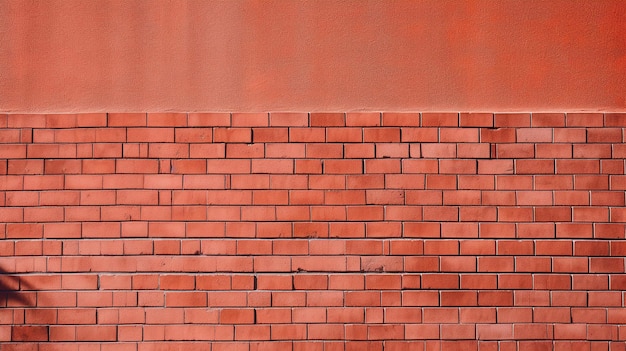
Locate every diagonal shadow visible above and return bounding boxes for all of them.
[0,269,34,307]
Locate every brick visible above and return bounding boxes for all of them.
[478,223,515,238]
[189,143,226,158]
[573,206,609,222]
[286,127,322,143]
[420,274,457,289]
[12,325,49,341]
[441,291,477,306]
[553,324,587,340]
[127,127,174,142]
[421,143,456,158]
[423,206,458,221]
[532,113,565,127]
[588,291,622,307]
[601,158,623,173]
[554,127,586,142]
[573,275,609,290]
[515,257,551,273]
[364,159,401,174]
[477,160,513,175]
[6,191,38,206]
[366,222,402,238]
[535,175,573,190]
[533,307,572,323]
[574,143,611,158]
[251,159,293,174]
[375,143,409,158]
[306,112,344,127]
[0,129,22,144]
[478,257,514,272]
[401,127,438,142]
[306,143,343,158]
[552,257,588,273]
[480,128,516,143]
[439,160,476,174]
[457,143,490,159]
[8,160,44,175]
[494,113,531,127]
[214,128,252,143]
[460,113,493,127]
[146,113,187,127]
[264,143,305,158]
[174,127,213,143]
[54,128,96,143]
[267,175,305,190]
[590,257,624,273]
[383,206,422,221]
[228,113,267,127]
[603,112,626,126]
[496,144,534,158]
[535,206,571,221]
[443,190,480,205]
[535,240,572,255]
[440,128,479,142]
[559,225,600,246]
[108,113,146,126]
[27,144,77,158]
[402,159,439,174]
[344,112,380,127]
[515,325,554,341]
[566,113,603,126]
[324,127,362,142]
[596,223,624,239]
[554,190,589,205]
[575,175,609,190]
[515,159,554,174]
[421,113,458,127]
[377,112,419,127]
[323,159,362,174]
[363,128,400,142]
[44,223,82,238]
[270,113,308,127]
[588,128,622,143]
[186,112,230,127]
[159,274,195,290]
[536,144,572,158]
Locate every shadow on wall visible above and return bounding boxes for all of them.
[0,269,34,307]
[0,268,50,343]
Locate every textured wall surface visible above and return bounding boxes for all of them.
[1,112,625,350]
[1,0,625,113]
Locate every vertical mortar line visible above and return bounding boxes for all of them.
[362,158,365,178]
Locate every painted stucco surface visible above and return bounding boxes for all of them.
[1,0,625,113]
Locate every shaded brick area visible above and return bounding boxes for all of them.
[0,112,625,350]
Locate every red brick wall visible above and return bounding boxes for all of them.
[1,112,625,350]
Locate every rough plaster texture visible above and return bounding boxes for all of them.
[1,0,625,113]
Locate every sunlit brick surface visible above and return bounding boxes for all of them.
[1,112,625,350]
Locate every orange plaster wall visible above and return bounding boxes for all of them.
[1,0,625,113]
